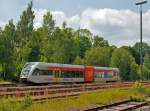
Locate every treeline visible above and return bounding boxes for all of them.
[0,2,150,81]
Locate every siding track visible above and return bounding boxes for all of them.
[84,99,150,111]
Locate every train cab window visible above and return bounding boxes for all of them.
[32,69,40,76]
[113,71,118,76]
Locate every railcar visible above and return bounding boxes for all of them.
[20,62,119,83]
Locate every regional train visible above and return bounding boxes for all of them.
[20,62,120,83]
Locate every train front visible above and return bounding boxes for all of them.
[20,62,36,83]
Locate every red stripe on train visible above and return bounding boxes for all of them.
[46,66,84,71]
[94,69,113,72]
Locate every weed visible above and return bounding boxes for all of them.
[0,88,149,111]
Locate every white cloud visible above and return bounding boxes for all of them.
[34,9,80,29]
[51,11,68,27]
[0,21,6,29]
[34,8,48,28]
[1,8,150,47]
[80,8,150,47]
[68,15,80,28]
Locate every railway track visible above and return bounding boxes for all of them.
[0,82,134,98]
[84,99,150,111]
[0,81,149,88]
[0,81,150,104]
[0,82,131,92]
[0,82,150,111]
[0,83,17,87]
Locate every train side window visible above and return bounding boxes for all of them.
[48,70,53,76]
[81,71,84,78]
[71,71,75,78]
[32,69,40,76]
[38,70,53,76]
[61,70,83,78]
[78,71,83,78]
[61,70,65,78]
[65,72,68,78]
[39,70,47,76]
[61,70,69,78]
[104,72,108,78]
[94,72,103,78]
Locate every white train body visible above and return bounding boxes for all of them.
[20,62,120,83]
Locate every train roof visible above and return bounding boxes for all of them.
[32,62,85,69]
[26,62,118,70]
[94,66,117,70]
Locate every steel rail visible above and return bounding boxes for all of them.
[84,100,150,111]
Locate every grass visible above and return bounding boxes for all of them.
[0,96,32,111]
[0,82,149,111]
[0,80,13,84]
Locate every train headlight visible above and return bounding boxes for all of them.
[20,74,28,79]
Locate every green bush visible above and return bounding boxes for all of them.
[132,81,146,94]
[0,96,32,111]
[130,81,146,102]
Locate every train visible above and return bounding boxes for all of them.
[20,62,120,83]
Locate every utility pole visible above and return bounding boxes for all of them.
[135,1,147,79]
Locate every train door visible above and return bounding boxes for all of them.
[84,66,94,82]
[54,70,60,83]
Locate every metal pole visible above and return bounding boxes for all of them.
[140,4,143,79]
[136,1,147,80]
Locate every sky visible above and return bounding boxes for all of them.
[0,0,150,46]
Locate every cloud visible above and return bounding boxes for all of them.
[51,11,68,26]
[79,8,150,47]
[1,8,150,47]
[34,9,80,29]
[0,21,6,29]
[34,8,48,28]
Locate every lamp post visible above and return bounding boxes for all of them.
[135,1,147,79]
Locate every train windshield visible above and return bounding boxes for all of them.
[21,63,35,75]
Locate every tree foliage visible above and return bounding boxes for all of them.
[85,47,112,66]
[110,48,139,80]
[93,35,109,47]
[0,2,150,81]
[73,56,84,65]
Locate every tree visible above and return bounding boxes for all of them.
[73,56,84,65]
[28,31,40,61]
[50,26,78,64]
[13,1,35,79]
[132,42,150,64]
[84,47,112,66]
[93,35,109,47]
[143,53,150,69]
[17,1,34,38]
[75,29,92,58]
[143,53,150,79]
[129,62,140,80]
[43,11,55,35]
[2,1,150,82]
[110,48,138,80]
[0,20,16,80]
[16,1,35,61]
[38,12,56,62]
